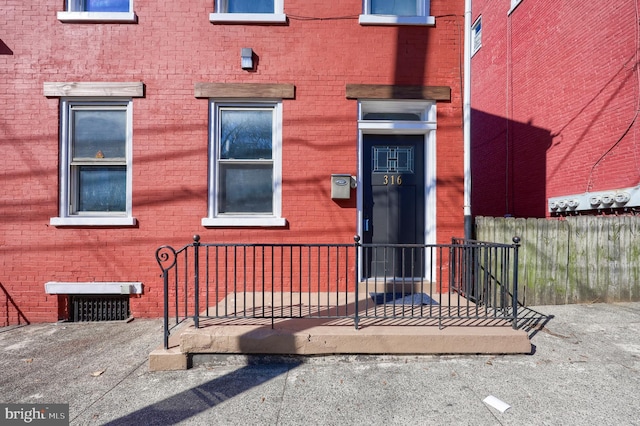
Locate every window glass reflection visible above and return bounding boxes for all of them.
[72,109,126,159]
[78,166,126,212]
[371,0,416,16]
[227,0,274,13]
[73,0,130,12]
[220,109,273,160]
[219,164,273,213]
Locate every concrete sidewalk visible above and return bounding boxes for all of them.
[1,303,640,425]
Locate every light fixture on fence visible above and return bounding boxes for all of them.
[241,48,254,70]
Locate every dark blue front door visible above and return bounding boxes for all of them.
[362,135,425,278]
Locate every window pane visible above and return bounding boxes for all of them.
[218,164,273,213]
[472,18,482,53]
[79,0,130,12]
[373,146,414,173]
[227,0,274,13]
[220,109,273,160]
[72,109,126,159]
[371,0,417,16]
[364,113,421,121]
[77,166,126,212]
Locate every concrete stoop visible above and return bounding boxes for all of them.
[149,319,531,371]
[149,291,532,371]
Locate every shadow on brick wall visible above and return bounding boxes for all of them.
[0,282,29,327]
[0,39,13,55]
[471,109,552,218]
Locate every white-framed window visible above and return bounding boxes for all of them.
[210,0,286,24]
[471,16,482,55]
[50,99,135,226]
[508,0,524,15]
[359,0,434,26]
[202,101,286,227]
[57,0,137,23]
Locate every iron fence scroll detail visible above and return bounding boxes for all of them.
[155,245,177,275]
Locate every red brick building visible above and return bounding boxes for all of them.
[471,0,640,218]
[1,0,465,325]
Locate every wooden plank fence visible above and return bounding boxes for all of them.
[475,216,640,305]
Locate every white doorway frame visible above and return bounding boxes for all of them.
[356,100,438,280]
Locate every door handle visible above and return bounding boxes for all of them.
[364,219,370,232]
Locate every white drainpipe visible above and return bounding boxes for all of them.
[463,0,473,240]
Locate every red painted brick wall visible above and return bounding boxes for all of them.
[1,0,464,324]
[471,0,639,218]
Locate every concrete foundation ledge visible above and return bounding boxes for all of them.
[178,325,531,357]
[149,347,188,371]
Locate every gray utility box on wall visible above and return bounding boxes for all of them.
[331,174,353,199]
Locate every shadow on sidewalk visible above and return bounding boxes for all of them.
[103,359,301,425]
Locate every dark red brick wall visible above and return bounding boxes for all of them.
[471,0,639,218]
[1,0,464,324]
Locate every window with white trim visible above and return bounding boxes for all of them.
[509,0,524,15]
[471,16,482,55]
[210,0,286,24]
[202,101,285,227]
[50,99,135,226]
[360,0,434,26]
[58,0,137,23]
[68,0,130,12]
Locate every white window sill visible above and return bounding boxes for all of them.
[45,282,143,295]
[209,13,287,24]
[57,11,137,23]
[202,217,287,227]
[50,216,137,227]
[359,15,435,26]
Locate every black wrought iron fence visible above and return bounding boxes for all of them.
[156,235,521,349]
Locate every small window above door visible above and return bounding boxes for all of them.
[358,100,436,134]
[364,113,421,121]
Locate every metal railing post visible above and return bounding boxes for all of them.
[512,236,521,329]
[193,234,201,329]
[163,269,169,349]
[155,244,178,350]
[354,235,360,330]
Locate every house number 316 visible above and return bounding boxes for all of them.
[383,174,402,185]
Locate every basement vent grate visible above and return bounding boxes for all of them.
[70,295,130,322]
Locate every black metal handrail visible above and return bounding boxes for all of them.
[156,235,521,349]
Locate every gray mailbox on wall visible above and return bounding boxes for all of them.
[331,174,352,199]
